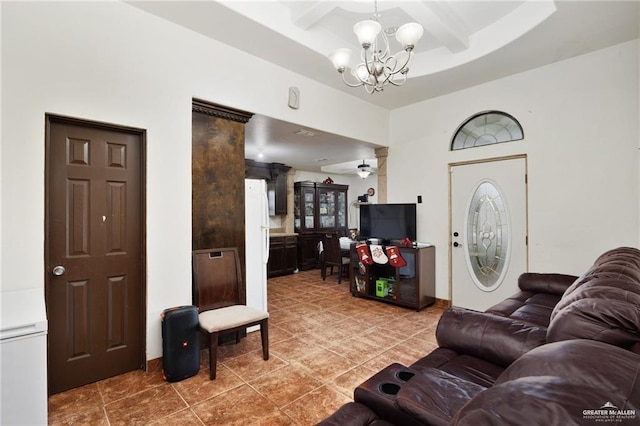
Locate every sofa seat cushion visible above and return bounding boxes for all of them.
[486,291,562,327]
[435,308,547,368]
[395,368,485,426]
[484,272,578,327]
[411,349,504,388]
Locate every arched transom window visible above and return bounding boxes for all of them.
[451,111,523,151]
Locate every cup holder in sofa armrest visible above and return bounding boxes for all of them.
[396,371,415,382]
[354,364,425,426]
[379,383,401,396]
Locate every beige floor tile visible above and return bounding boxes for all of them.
[290,347,357,380]
[48,406,108,426]
[97,368,165,404]
[191,384,280,426]
[249,364,323,407]
[330,364,379,398]
[282,385,352,425]
[104,384,187,425]
[147,408,203,425]
[223,350,288,381]
[47,383,103,423]
[171,365,243,405]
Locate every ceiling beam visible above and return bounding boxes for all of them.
[402,1,469,53]
[290,1,338,30]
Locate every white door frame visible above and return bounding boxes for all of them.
[448,154,529,304]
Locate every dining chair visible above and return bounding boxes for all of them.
[192,247,269,379]
[321,233,350,284]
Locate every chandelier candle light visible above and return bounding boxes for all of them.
[329,0,424,94]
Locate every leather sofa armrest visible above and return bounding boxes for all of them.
[395,367,485,426]
[436,308,547,367]
[518,273,578,295]
[316,402,394,426]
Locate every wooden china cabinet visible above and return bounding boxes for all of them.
[294,181,348,270]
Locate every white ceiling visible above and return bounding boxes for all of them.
[129,1,639,174]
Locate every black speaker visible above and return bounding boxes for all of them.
[161,305,200,382]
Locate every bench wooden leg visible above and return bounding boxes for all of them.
[208,331,219,380]
[260,319,269,360]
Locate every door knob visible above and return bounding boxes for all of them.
[52,265,66,276]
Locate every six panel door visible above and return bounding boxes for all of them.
[46,117,144,394]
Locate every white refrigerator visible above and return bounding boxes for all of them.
[0,288,48,425]
[245,179,269,330]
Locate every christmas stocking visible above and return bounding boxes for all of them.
[370,244,388,264]
[356,243,373,266]
[386,246,407,268]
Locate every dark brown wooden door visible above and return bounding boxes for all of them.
[45,116,145,395]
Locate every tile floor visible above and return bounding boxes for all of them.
[47,269,444,425]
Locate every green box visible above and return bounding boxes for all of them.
[376,279,388,297]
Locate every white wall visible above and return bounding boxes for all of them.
[389,40,640,300]
[0,2,388,360]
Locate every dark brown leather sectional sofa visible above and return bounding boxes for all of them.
[319,247,640,425]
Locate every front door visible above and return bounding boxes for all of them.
[450,156,527,311]
[45,115,145,394]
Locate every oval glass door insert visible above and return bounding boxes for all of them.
[465,180,510,291]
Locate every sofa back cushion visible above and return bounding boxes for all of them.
[451,376,630,426]
[517,272,578,295]
[548,247,640,349]
[496,340,640,396]
[452,340,640,425]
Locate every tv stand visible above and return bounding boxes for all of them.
[350,244,435,311]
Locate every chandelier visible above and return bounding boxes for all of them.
[328,0,424,94]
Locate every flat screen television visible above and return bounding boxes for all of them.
[359,203,417,243]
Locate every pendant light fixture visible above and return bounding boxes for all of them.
[357,160,372,179]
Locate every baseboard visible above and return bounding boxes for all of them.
[433,298,451,309]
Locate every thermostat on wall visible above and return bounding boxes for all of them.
[288,87,299,109]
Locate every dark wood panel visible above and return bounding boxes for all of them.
[192,100,251,299]
[68,180,90,256]
[68,279,90,360]
[268,236,298,277]
[267,237,285,278]
[192,114,245,252]
[107,275,126,349]
[192,248,243,311]
[68,138,89,165]
[106,182,126,253]
[297,233,321,270]
[107,143,126,168]
[284,237,298,272]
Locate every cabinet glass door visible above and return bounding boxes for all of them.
[318,188,336,229]
[337,191,346,228]
[303,188,315,229]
